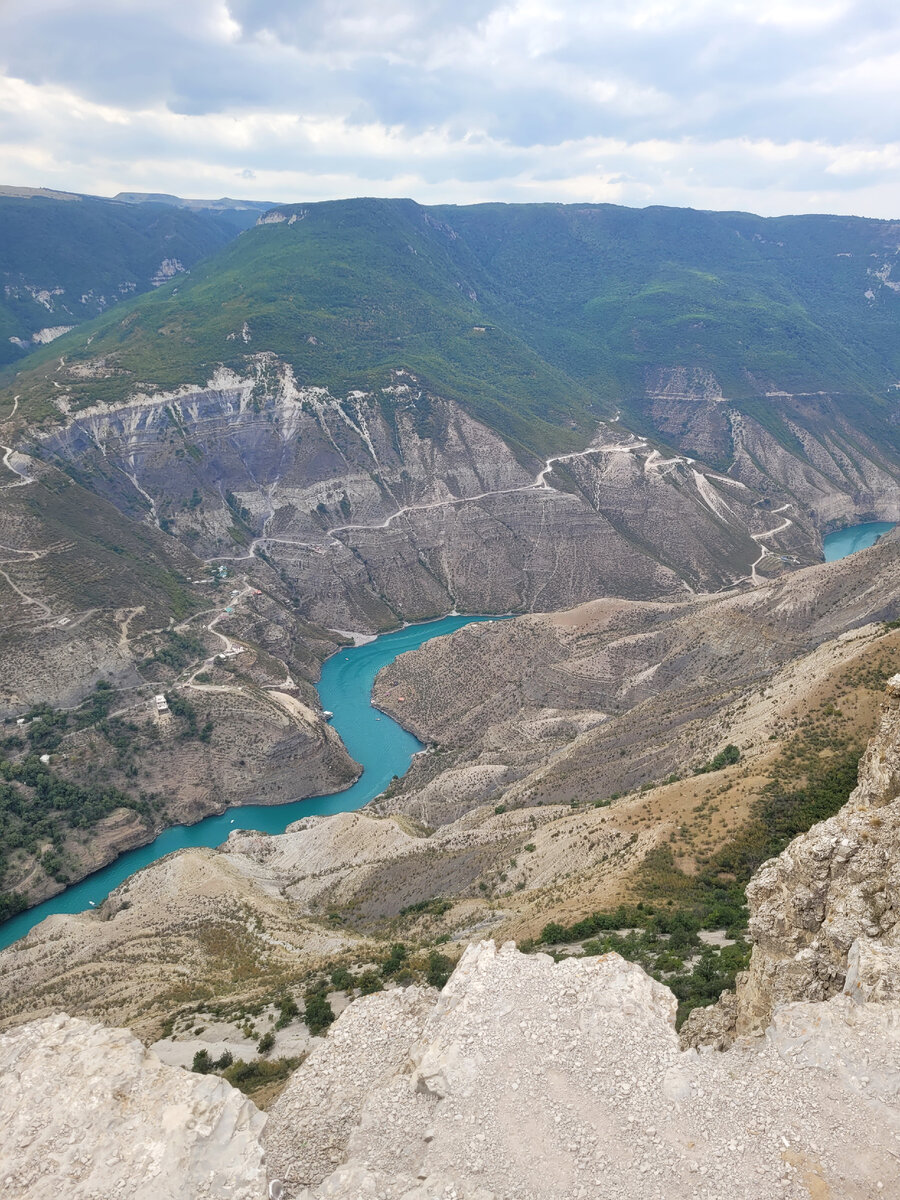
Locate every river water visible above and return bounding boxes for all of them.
[0,614,498,952]
[823,521,896,561]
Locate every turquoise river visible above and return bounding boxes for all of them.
[823,521,896,561]
[0,614,498,951]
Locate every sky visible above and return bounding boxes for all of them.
[1,0,899,217]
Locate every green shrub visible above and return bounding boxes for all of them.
[382,942,408,976]
[425,950,454,989]
[356,970,383,995]
[304,994,335,1037]
[330,966,353,990]
[694,744,740,775]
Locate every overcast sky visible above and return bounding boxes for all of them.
[1,0,899,217]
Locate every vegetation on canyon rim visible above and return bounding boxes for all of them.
[7,198,900,462]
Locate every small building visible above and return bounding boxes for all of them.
[155,694,169,713]
[39,754,50,765]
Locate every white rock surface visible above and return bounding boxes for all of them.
[265,941,900,1199]
[0,1013,267,1199]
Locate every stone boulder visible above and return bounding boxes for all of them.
[0,1013,267,1199]
[264,940,900,1199]
[684,673,900,1047]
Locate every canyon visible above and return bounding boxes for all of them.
[2,667,900,1198]
[2,194,900,1196]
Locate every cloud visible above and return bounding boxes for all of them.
[0,0,898,215]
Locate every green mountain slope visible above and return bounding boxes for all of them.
[0,193,243,368]
[6,198,900,456]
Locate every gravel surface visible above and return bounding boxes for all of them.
[265,941,900,1199]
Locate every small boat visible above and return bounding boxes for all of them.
[88,901,96,907]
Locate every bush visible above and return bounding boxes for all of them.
[191,1049,212,1074]
[695,744,740,775]
[382,943,408,976]
[330,966,353,990]
[425,950,454,989]
[223,1056,301,1096]
[257,1031,275,1055]
[304,993,335,1037]
[193,1047,234,1073]
[356,970,383,995]
[275,994,299,1030]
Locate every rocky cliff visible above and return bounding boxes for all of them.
[260,940,900,1200]
[27,364,796,628]
[6,938,899,1200]
[683,671,900,1048]
[22,357,898,639]
[0,1013,267,1199]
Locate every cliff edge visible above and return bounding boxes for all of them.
[0,1013,267,1198]
[683,671,900,1048]
[262,939,900,1199]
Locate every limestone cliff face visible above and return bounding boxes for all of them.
[683,674,900,1047]
[0,1013,267,1199]
[8,944,900,1199]
[640,379,900,531]
[28,361,847,630]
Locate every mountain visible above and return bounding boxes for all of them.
[1,196,899,916]
[0,190,252,367]
[7,197,900,456]
[112,192,275,233]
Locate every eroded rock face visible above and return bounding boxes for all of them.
[683,673,900,1047]
[264,941,900,1200]
[266,987,436,1193]
[0,1013,267,1199]
[30,368,830,628]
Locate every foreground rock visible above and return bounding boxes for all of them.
[265,940,900,1199]
[683,670,900,1047]
[0,1013,267,1199]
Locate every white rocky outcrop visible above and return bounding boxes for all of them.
[684,672,900,1045]
[0,1014,267,1199]
[264,940,900,1199]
